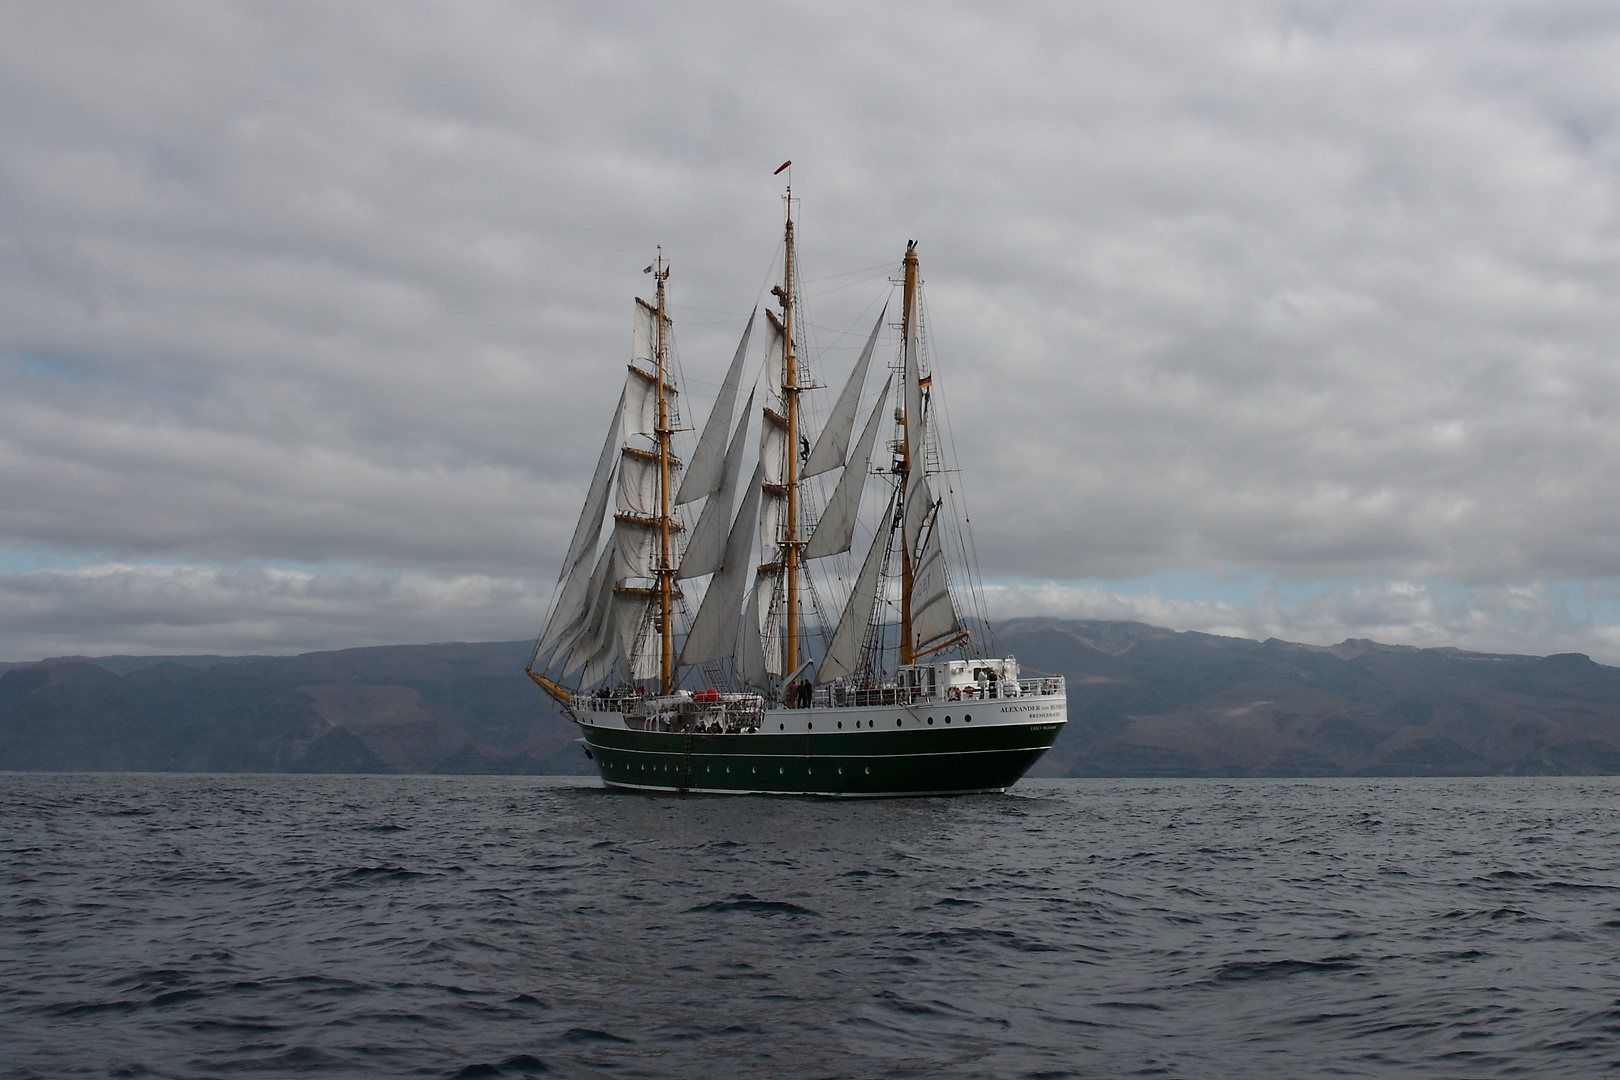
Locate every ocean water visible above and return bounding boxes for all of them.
[2,774,1618,1079]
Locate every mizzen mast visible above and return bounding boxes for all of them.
[898,240,919,665]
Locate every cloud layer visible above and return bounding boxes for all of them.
[2,2,1618,659]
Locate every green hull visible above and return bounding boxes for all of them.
[578,718,1064,797]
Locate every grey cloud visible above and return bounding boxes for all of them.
[0,564,550,661]
[1,2,1619,654]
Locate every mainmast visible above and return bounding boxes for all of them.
[654,252,675,693]
[899,241,919,665]
[777,184,802,677]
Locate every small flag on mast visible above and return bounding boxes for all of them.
[643,265,653,273]
[918,374,932,389]
[774,160,791,175]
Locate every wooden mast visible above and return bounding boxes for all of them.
[899,241,919,665]
[655,250,675,693]
[779,184,801,677]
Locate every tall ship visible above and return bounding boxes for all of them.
[526,181,1066,795]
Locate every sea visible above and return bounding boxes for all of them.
[2,774,1618,1079]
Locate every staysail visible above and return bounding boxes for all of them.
[816,511,888,684]
[679,390,754,580]
[803,308,884,479]
[679,463,765,666]
[804,375,891,560]
[676,311,754,504]
[534,391,624,658]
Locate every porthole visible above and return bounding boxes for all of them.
[808,722,813,730]
[779,766,784,774]
[837,721,842,729]
[927,717,934,725]
[945,716,952,724]
[965,714,972,723]
[864,767,870,775]
[779,723,785,730]
[895,718,902,726]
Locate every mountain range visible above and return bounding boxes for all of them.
[3,620,1618,776]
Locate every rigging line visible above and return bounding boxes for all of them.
[667,304,757,318]
[800,261,895,285]
[920,284,1000,657]
[806,271,901,302]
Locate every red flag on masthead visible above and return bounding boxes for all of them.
[774,160,791,175]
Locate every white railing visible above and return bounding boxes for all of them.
[812,675,1064,709]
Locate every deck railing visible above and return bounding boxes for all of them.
[585,676,1065,719]
[813,675,1064,709]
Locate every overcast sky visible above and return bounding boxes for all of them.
[3,1,1619,662]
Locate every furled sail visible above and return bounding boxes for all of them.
[803,308,884,479]
[910,511,961,653]
[679,463,765,666]
[805,375,891,560]
[675,311,754,504]
[815,518,887,684]
[678,390,753,579]
[535,392,624,658]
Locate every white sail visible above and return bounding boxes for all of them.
[678,390,753,580]
[560,544,618,678]
[903,469,935,562]
[623,366,675,444]
[803,308,884,479]
[805,375,891,560]
[759,491,787,560]
[764,310,786,407]
[675,311,754,505]
[614,593,659,681]
[816,522,886,684]
[632,297,658,365]
[679,463,764,666]
[578,629,618,689]
[616,450,659,518]
[613,516,659,578]
[760,410,788,487]
[535,393,624,657]
[737,571,772,689]
[910,512,961,653]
